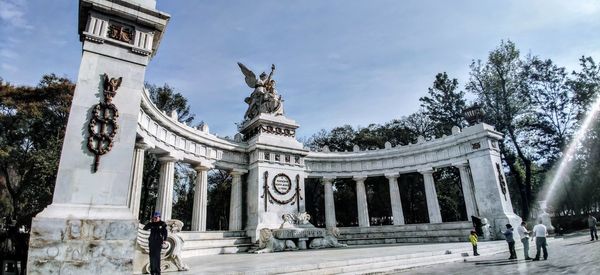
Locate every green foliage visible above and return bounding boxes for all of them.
[146,83,196,125]
[0,74,74,228]
[420,72,467,137]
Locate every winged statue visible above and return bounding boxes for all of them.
[238,62,284,120]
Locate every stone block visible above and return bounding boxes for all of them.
[28,218,137,275]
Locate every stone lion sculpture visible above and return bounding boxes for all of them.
[254,228,297,253]
[309,228,347,249]
[296,212,311,225]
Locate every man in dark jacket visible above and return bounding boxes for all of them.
[143,211,168,275]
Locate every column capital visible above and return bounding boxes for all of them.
[418,168,434,175]
[158,154,178,163]
[452,161,469,168]
[321,176,336,184]
[230,168,248,176]
[353,175,368,181]
[193,165,212,172]
[384,173,399,179]
[135,141,153,150]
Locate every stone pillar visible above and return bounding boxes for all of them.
[229,169,245,231]
[454,162,478,221]
[354,175,370,227]
[156,156,176,221]
[128,142,151,219]
[322,177,337,228]
[420,169,442,223]
[385,173,405,225]
[191,165,211,231]
[27,1,170,273]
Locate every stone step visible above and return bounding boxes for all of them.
[339,229,472,239]
[181,244,253,258]
[178,231,252,258]
[340,236,468,245]
[281,242,509,275]
[338,222,473,234]
[180,231,247,240]
[183,237,252,249]
[337,222,473,245]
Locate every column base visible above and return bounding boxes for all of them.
[27,204,137,275]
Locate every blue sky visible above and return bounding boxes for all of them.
[1,0,600,138]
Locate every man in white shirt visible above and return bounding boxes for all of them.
[517,221,532,260]
[532,220,548,261]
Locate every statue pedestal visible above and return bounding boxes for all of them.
[240,114,309,242]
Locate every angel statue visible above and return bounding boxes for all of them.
[238,62,285,120]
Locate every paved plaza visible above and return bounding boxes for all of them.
[165,232,600,274]
[397,233,600,275]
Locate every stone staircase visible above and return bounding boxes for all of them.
[337,221,473,245]
[179,231,253,258]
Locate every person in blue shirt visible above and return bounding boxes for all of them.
[502,224,517,260]
[143,211,168,275]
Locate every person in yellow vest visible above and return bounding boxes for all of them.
[469,230,480,256]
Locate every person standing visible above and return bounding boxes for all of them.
[532,220,548,261]
[588,214,598,241]
[144,211,168,275]
[469,230,480,256]
[502,224,517,260]
[517,221,532,260]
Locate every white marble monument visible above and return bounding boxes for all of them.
[26,1,169,274]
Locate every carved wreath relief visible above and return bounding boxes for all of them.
[262,171,303,211]
[87,74,121,172]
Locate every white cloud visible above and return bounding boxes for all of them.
[0,0,32,29]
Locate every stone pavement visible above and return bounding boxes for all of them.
[180,239,510,274]
[394,234,600,275]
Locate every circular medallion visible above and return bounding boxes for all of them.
[272,174,292,195]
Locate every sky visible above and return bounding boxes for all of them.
[1,0,600,139]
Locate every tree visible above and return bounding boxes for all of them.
[520,57,577,166]
[146,83,196,125]
[420,72,467,137]
[0,74,74,227]
[466,40,534,218]
[403,110,436,139]
[569,56,600,119]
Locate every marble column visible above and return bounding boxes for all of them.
[322,177,337,228]
[354,175,370,227]
[128,142,151,219]
[229,170,245,231]
[454,162,478,221]
[420,169,442,223]
[156,156,176,221]
[385,173,405,225]
[191,165,211,231]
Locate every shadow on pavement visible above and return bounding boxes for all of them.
[564,240,596,246]
[468,259,530,267]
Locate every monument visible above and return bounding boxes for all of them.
[26,0,169,274]
[25,0,525,273]
[236,63,311,242]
